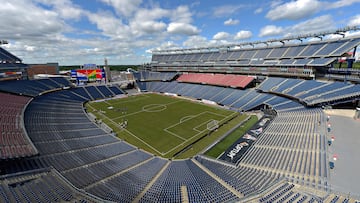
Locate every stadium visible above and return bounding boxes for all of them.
[1,14,360,203]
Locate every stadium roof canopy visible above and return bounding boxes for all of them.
[0,47,22,64]
[153,26,360,54]
[151,27,360,68]
[0,43,28,74]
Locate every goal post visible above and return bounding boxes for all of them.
[207,120,219,131]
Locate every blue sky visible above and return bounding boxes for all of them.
[1,0,360,65]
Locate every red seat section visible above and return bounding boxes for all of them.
[177,73,254,88]
[0,92,37,159]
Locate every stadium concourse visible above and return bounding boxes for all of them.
[0,32,360,203]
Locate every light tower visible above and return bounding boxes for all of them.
[104,57,111,83]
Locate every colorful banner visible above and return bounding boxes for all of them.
[71,69,105,81]
[0,71,22,79]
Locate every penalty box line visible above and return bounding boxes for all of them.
[163,111,227,140]
[165,111,226,132]
[123,128,165,155]
[163,111,238,155]
[193,119,218,132]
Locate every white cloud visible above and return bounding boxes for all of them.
[167,22,200,35]
[133,7,170,22]
[266,0,322,20]
[348,15,360,26]
[2,0,357,66]
[266,0,360,21]
[165,5,200,36]
[24,45,36,52]
[286,15,336,35]
[259,25,284,37]
[0,0,167,65]
[182,36,209,48]
[131,21,167,35]
[254,8,263,14]
[327,0,360,9]
[4,1,201,65]
[100,0,142,17]
[0,0,65,40]
[259,15,336,38]
[149,41,180,52]
[86,11,130,39]
[35,0,84,20]
[270,0,284,8]
[171,5,193,24]
[213,32,231,40]
[235,30,253,40]
[129,7,169,36]
[213,5,244,17]
[224,18,240,26]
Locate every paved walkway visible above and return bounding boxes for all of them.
[327,114,360,196]
[324,109,355,118]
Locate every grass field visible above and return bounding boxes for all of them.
[86,93,240,158]
[205,115,258,158]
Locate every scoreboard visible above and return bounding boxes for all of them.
[71,64,106,81]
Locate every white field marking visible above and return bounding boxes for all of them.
[201,111,229,117]
[163,128,208,156]
[93,97,238,156]
[162,111,238,156]
[162,111,227,151]
[104,100,112,106]
[187,111,237,142]
[163,129,187,141]
[164,99,184,106]
[113,100,182,121]
[122,128,165,155]
[165,111,226,133]
[94,107,165,155]
[162,112,213,146]
[113,109,146,121]
[108,94,150,105]
[164,111,208,131]
[180,115,195,123]
[87,103,96,111]
[193,119,216,132]
[142,104,167,112]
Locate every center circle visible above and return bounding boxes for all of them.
[142,104,167,112]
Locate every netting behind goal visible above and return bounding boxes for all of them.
[207,120,219,131]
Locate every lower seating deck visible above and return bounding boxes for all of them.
[0,80,351,202]
[0,169,100,203]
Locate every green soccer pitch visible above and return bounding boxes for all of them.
[85,93,240,159]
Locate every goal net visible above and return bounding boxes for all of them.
[207,120,219,131]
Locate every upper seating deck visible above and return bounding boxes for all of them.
[152,36,360,68]
[134,71,178,81]
[0,78,72,96]
[257,77,360,106]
